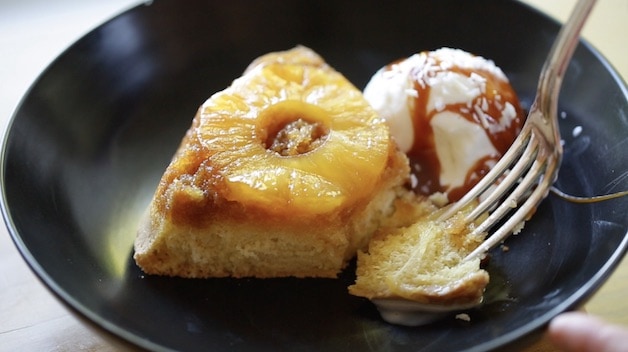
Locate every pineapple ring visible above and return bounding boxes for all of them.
[196,62,392,215]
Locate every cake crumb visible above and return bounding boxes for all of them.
[512,221,525,235]
[456,313,471,322]
[428,192,449,207]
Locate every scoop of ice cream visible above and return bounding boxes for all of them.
[363,48,524,202]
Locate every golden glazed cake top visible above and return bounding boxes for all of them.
[151,46,396,227]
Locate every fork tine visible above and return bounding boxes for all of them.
[473,147,549,234]
[464,134,540,223]
[464,139,561,261]
[438,126,532,221]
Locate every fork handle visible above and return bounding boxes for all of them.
[535,0,597,127]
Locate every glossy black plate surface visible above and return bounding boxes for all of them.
[2,1,627,351]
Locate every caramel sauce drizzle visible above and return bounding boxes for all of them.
[388,59,524,201]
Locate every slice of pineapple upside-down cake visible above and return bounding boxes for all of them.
[134,46,412,278]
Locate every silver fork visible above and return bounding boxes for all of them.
[372,0,597,326]
[439,0,597,262]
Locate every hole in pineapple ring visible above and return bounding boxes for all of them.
[258,100,331,157]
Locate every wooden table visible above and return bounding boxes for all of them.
[1,1,626,350]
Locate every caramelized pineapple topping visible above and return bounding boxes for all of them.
[155,46,392,219]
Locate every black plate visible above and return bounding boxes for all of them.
[2,1,627,351]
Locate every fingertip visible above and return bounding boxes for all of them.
[548,311,628,352]
[550,311,598,330]
[548,312,602,351]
